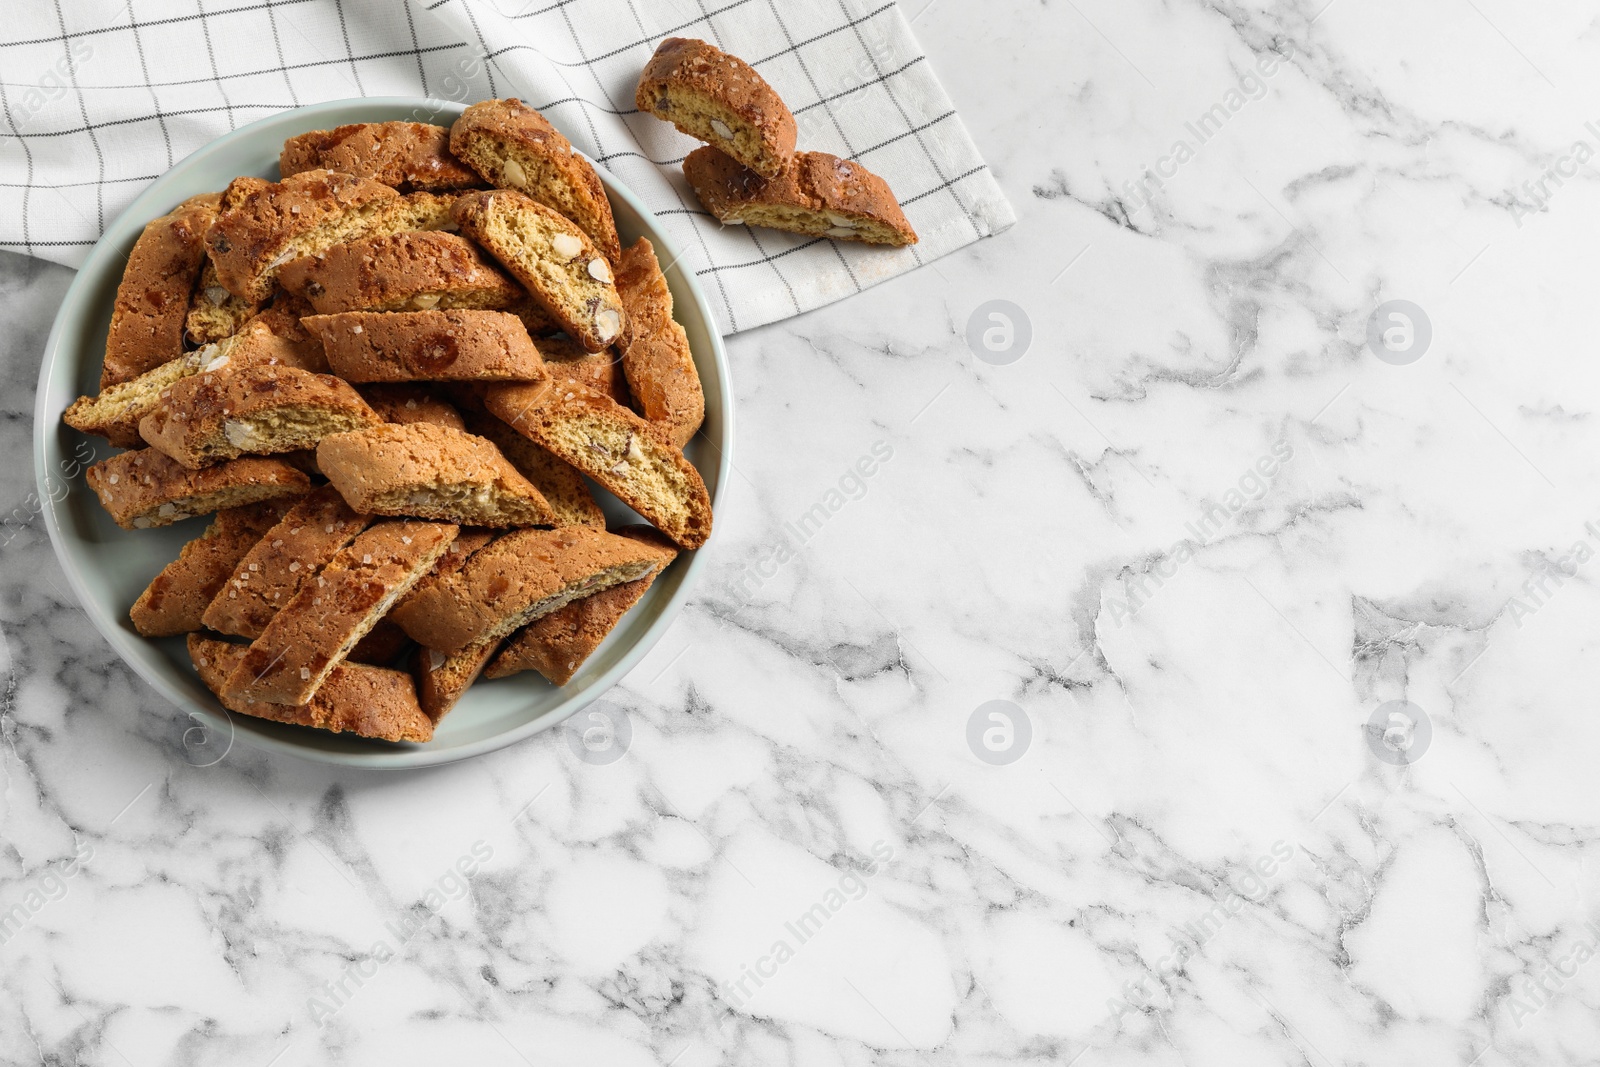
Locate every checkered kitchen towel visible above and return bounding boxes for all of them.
[0,0,1013,333]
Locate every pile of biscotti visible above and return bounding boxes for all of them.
[63,97,715,744]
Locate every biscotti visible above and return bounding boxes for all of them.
[86,450,310,530]
[348,620,413,666]
[280,122,483,192]
[129,501,289,637]
[615,237,703,446]
[538,336,630,406]
[200,486,372,639]
[305,309,547,383]
[389,525,668,653]
[224,519,458,705]
[358,383,467,431]
[450,98,621,262]
[276,231,524,315]
[487,526,677,684]
[684,147,917,246]
[412,637,500,722]
[103,193,220,387]
[138,364,380,470]
[190,635,433,742]
[318,422,556,527]
[394,527,496,614]
[457,406,605,529]
[485,379,712,549]
[636,38,797,179]
[205,170,402,301]
[186,258,265,344]
[451,189,626,352]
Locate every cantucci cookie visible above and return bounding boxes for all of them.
[129,500,290,637]
[683,147,917,247]
[201,486,372,640]
[279,122,484,192]
[86,450,310,530]
[450,189,625,353]
[348,620,413,666]
[412,637,501,722]
[358,383,467,431]
[317,422,557,527]
[389,525,670,654]
[305,309,548,383]
[538,336,630,406]
[103,192,220,387]
[190,635,433,742]
[186,258,265,344]
[484,378,712,549]
[636,37,796,179]
[449,98,621,262]
[224,519,458,705]
[205,170,402,301]
[457,405,605,529]
[614,237,703,447]
[138,363,380,469]
[276,231,524,315]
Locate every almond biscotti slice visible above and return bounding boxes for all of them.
[129,500,291,637]
[683,147,917,247]
[200,486,372,639]
[484,379,711,549]
[449,98,621,262]
[223,519,458,705]
[280,122,484,192]
[450,190,625,353]
[451,404,603,529]
[636,38,797,179]
[388,525,669,654]
[358,383,467,431]
[276,231,525,315]
[86,450,310,530]
[103,192,220,387]
[317,422,556,527]
[615,237,703,447]
[305,309,547,383]
[190,634,433,742]
[487,526,677,684]
[139,363,380,470]
[412,636,501,722]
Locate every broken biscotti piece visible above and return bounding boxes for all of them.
[201,486,372,640]
[449,98,621,262]
[129,500,291,637]
[457,405,605,529]
[205,170,402,301]
[103,193,220,388]
[276,231,523,315]
[304,309,548,383]
[615,237,703,447]
[412,637,501,722]
[138,363,380,470]
[451,189,626,353]
[86,450,310,530]
[317,422,556,527]
[389,525,669,654]
[223,519,458,705]
[683,147,917,247]
[487,525,677,684]
[485,378,712,549]
[358,383,467,431]
[279,122,484,192]
[190,635,434,742]
[635,37,797,179]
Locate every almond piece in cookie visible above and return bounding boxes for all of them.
[484,379,711,549]
[450,189,626,353]
[357,383,467,431]
[280,122,484,192]
[457,405,605,529]
[129,500,292,637]
[317,422,556,527]
[190,634,433,742]
[449,98,621,262]
[683,147,917,247]
[138,363,380,470]
[276,231,525,315]
[185,257,265,344]
[614,237,703,447]
[305,309,548,383]
[388,525,671,654]
[103,193,221,387]
[224,519,458,705]
[86,450,310,530]
[635,37,797,179]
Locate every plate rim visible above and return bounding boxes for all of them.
[31,96,732,770]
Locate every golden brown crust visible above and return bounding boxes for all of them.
[636,38,797,179]
[279,122,484,192]
[614,237,703,446]
[103,193,220,388]
[456,405,605,529]
[357,383,466,431]
[276,231,524,315]
[683,147,917,246]
[539,336,630,406]
[86,450,311,530]
[305,309,547,383]
[348,619,413,666]
[412,637,500,722]
[128,501,290,637]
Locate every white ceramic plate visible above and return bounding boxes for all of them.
[33,99,731,769]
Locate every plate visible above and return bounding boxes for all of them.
[32,98,731,769]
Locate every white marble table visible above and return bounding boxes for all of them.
[5,2,1599,1064]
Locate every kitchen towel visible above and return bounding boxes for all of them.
[0,0,1014,333]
